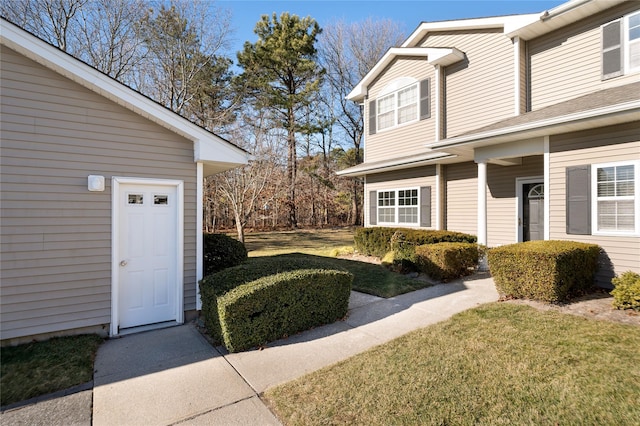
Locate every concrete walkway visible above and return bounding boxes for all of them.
[2,274,499,425]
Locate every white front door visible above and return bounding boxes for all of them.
[117,182,179,329]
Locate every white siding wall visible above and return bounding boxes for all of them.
[0,46,198,341]
[365,57,436,163]
[444,162,477,236]
[422,29,514,137]
[364,167,437,228]
[549,122,640,283]
[528,2,640,111]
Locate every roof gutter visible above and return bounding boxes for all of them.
[540,0,592,22]
[337,152,455,177]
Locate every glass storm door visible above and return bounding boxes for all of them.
[118,184,178,329]
[523,183,544,241]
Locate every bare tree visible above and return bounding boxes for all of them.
[1,0,87,51]
[318,18,405,225]
[212,111,281,242]
[137,0,233,120]
[72,0,148,82]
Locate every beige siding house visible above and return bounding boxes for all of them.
[1,19,250,344]
[339,0,640,286]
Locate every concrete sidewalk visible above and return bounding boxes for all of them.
[1,274,499,425]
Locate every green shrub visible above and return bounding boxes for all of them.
[610,271,640,311]
[203,233,248,275]
[354,228,398,257]
[199,254,351,345]
[415,242,479,282]
[217,269,353,352]
[487,240,600,303]
[354,227,477,258]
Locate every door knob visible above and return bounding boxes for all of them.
[120,260,128,267]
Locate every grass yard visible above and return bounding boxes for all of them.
[265,303,640,425]
[243,228,426,297]
[244,228,356,257]
[1,334,103,407]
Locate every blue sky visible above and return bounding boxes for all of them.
[218,0,565,54]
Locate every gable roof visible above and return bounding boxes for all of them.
[346,47,464,101]
[0,18,250,176]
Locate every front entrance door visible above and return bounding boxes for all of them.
[523,183,544,241]
[117,182,179,330]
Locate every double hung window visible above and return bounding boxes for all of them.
[376,83,418,131]
[378,188,419,225]
[602,11,640,79]
[593,162,638,234]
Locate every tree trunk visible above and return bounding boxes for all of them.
[287,106,297,228]
[234,213,245,243]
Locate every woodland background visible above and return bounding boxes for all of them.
[1,0,406,241]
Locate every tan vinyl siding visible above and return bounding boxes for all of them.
[444,162,477,235]
[486,156,544,247]
[529,2,640,111]
[365,57,435,163]
[364,167,437,228]
[0,46,197,340]
[549,122,640,283]
[422,29,514,137]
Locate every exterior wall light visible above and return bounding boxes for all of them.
[88,175,105,192]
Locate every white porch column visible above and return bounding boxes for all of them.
[196,162,204,310]
[544,136,551,240]
[477,161,488,246]
[435,163,441,230]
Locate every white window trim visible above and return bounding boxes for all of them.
[591,160,640,237]
[376,82,419,132]
[603,11,640,78]
[377,188,420,226]
[625,11,640,74]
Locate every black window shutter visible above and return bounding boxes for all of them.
[369,190,377,225]
[602,20,622,80]
[368,100,377,135]
[420,186,431,227]
[566,166,591,235]
[420,79,431,120]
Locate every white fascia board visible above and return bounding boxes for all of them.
[346,47,462,101]
[1,19,249,164]
[194,139,252,173]
[336,152,455,177]
[429,100,640,150]
[402,14,539,48]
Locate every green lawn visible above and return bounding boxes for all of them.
[244,228,356,257]
[265,303,640,425]
[243,229,427,298]
[1,334,103,407]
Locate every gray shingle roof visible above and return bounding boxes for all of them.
[460,81,640,137]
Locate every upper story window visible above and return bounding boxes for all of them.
[376,83,419,131]
[368,78,430,135]
[602,11,640,80]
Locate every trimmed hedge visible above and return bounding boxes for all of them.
[415,242,479,282]
[354,227,477,258]
[610,271,640,311]
[488,240,600,303]
[203,233,248,275]
[199,254,352,351]
[217,269,353,352]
